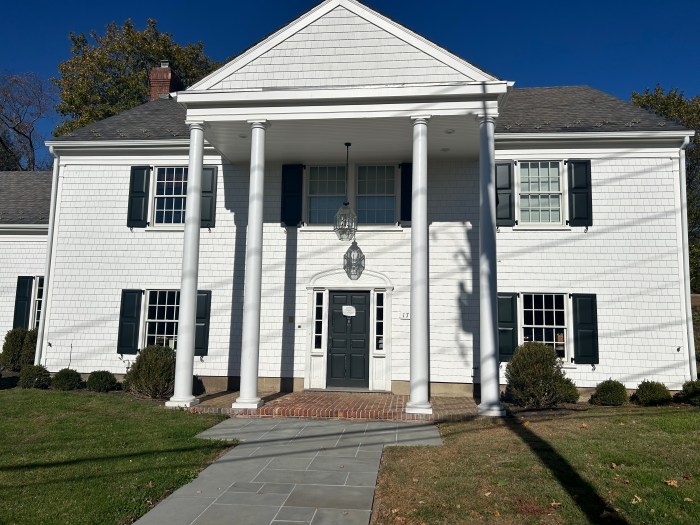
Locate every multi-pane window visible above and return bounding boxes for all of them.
[313,291,324,350]
[33,277,44,329]
[357,166,395,224]
[146,290,180,349]
[154,167,187,225]
[308,166,346,224]
[375,291,385,350]
[519,161,561,223]
[522,293,567,358]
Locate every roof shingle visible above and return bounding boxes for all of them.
[0,171,52,225]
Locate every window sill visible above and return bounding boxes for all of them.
[145,225,185,232]
[299,224,406,233]
[509,225,572,232]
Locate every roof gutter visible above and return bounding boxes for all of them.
[496,130,693,142]
[679,136,697,380]
[0,224,48,234]
[35,147,60,366]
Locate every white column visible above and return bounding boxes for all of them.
[233,120,268,409]
[406,116,432,415]
[477,115,505,417]
[167,122,205,408]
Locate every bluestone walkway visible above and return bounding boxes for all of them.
[134,417,442,525]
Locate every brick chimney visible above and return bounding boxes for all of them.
[149,61,182,101]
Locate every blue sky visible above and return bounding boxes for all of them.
[1,0,696,149]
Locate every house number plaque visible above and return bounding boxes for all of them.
[342,305,356,317]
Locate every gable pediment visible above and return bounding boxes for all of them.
[193,0,496,92]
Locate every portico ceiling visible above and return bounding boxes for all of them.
[204,115,482,164]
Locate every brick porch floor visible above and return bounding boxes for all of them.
[190,390,478,422]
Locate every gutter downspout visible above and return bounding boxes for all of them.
[679,136,697,380]
[35,147,59,366]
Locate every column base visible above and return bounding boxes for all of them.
[477,402,506,417]
[165,397,200,408]
[232,397,263,410]
[405,401,433,415]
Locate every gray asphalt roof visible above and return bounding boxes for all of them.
[0,171,52,225]
[55,86,688,142]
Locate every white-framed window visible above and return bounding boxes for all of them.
[375,291,385,351]
[145,290,180,349]
[519,161,563,224]
[32,277,44,329]
[312,291,324,351]
[357,165,396,224]
[521,293,567,359]
[307,166,346,224]
[153,167,187,225]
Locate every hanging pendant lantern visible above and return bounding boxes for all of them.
[333,142,357,241]
[344,241,365,280]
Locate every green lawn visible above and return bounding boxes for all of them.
[0,388,230,525]
[372,405,700,524]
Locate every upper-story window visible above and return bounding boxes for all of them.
[308,166,346,224]
[154,167,187,225]
[519,161,562,224]
[357,165,396,224]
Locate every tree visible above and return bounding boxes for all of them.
[632,86,700,292]
[54,19,219,137]
[0,73,56,171]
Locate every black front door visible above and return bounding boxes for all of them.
[327,291,370,388]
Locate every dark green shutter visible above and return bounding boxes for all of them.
[498,293,518,361]
[496,162,515,227]
[400,163,412,222]
[200,167,217,228]
[194,290,212,357]
[13,276,34,329]
[127,166,150,228]
[572,294,599,364]
[568,160,592,227]
[281,164,304,226]
[117,290,142,355]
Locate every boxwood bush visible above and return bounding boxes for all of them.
[590,379,628,406]
[124,345,175,399]
[20,328,38,368]
[18,365,51,389]
[504,342,579,408]
[676,380,700,406]
[632,380,672,406]
[86,370,119,393]
[52,368,83,391]
[1,327,28,371]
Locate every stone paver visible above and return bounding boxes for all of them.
[133,417,441,525]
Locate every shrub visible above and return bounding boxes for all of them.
[125,345,175,399]
[504,342,578,408]
[86,370,118,393]
[20,328,38,368]
[590,379,628,406]
[632,380,672,406]
[1,328,28,371]
[18,365,51,389]
[52,368,83,391]
[677,380,700,406]
[560,377,581,404]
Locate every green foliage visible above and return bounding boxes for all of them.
[677,380,700,406]
[86,370,119,392]
[20,328,38,369]
[590,379,629,406]
[632,380,672,406]
[125,345,175,399]
[53,19,219,136]
[632,86,700,292]
[559,377,581,404]
[52,368,83,391]
[504,342,578,408]
[18,365,51,389]
[1,328,28,372]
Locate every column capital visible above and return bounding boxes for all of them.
[247,120,269,130]
[411,115,431,125]
[186,121,206,132]
[477,114,498,125]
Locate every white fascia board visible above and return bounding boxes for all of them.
[46,140,217,156]
[190,0,498,91]
[0,224,48,235]
[496,131,692,142]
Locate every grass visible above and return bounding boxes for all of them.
[372,405,700,524]
[0,388,230,525]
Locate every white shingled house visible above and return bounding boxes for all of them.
[23,0,695,415]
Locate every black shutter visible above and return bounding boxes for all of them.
[400,163,412,222]
[13,276,34,329]
[200,167,217,228]
[117,290,142,355]
[281,164,304,226]
[572,294,599,364]
[127,166,151,228]
[495,162,515,227]
[568,160,592,227]
[497,293,518,361]
[194,290,212,357]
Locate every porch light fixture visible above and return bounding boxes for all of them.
[333,142,357,241]
[344,241,365,280]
